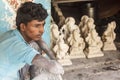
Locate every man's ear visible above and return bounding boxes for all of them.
[20,23,26,31]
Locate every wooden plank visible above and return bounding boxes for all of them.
[53,0,94,3]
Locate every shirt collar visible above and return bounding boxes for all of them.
[13,29,27,43]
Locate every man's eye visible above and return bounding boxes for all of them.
[34,24,44,28]
[35,25,39,28]
[34,24,40,28]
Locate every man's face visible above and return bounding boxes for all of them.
[21,20,45,42]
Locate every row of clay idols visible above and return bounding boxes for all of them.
[50,15,117,66]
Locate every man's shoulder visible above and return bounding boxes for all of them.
[0,29,26,45]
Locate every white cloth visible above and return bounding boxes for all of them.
[33,69,63,80]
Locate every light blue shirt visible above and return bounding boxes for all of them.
[0,29,39,80]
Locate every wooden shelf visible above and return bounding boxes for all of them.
[53,0,94,3]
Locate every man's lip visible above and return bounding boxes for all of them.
[36,35,41,37]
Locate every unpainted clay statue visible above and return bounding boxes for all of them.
[79,15,89,28]
[67,29,85,58]
[53,33,72,66]
[84,18,95,38]
[85,27,104,58]
[53,33,69,59]
[50,23,60,49]
[102,21,116,50]
[60,17,79,42]
[79,15,89,38]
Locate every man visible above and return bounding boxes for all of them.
[0,2,64,80]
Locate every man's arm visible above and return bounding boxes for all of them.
[36,39,56,60]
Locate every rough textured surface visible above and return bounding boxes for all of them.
[63,43,120,80]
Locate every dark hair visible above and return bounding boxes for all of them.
[16,2,48,30]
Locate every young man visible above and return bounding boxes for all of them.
[0,2,64,80]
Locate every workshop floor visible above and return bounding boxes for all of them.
[63,42,120,80]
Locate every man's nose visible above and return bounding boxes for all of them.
[39,26,44,33]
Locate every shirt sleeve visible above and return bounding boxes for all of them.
[23,46,39,65]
